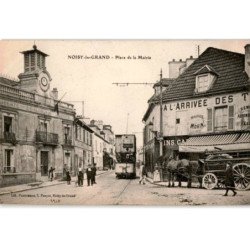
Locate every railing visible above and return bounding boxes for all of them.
[0,132,17,144]
[64,137,72,145]
[0,83,35,102]
[0,83,74,111]
[36,131,59,145]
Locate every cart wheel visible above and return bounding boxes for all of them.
[233,163,250,190]
[202,173,218,190]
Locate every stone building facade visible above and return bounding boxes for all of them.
[74,118,93,174]
[0,45,75,187]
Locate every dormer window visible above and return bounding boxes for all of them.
[194,65,219,93]
[196,74,209,92]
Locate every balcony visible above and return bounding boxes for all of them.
[63,137,73,146]
[36,131,59,145]
[0,132,17,145]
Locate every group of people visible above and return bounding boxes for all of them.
[65,164,97,187]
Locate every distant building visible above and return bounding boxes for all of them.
[89,120,115,170]
[74,118,93,173]
[143,46,250,175]
[0,45,75,186]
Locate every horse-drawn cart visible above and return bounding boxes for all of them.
[201,153,250,190]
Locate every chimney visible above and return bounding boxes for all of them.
[245,44,250,78]
[168,59,186,78]
[52,88,58,99]
[186,55,196,68]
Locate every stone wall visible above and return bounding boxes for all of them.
[0,173,36,187]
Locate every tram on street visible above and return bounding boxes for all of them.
[115,134,136,179]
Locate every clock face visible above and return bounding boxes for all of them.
[41,77,48,86]
[40,76,49,92]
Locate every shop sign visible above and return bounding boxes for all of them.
[189,115,206,133]
[163,138,186,146]
[237,105,250,129]
[163,94,235,111]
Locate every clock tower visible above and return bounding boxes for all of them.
[18,45,52,96]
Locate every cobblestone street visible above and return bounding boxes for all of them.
[1,171,250,205]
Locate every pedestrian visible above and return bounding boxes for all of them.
[78,166,84,187]
[48,166,55,181]
[223,162,237,196]
[86,165,93,186]
[153,163,160,183]
[66,169,71,185]
[92,163,97,184]
[139,162,146,185]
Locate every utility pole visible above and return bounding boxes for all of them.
[197,45,200,57]
[159,69,163,157]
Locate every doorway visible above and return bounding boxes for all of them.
[41,151,49,176]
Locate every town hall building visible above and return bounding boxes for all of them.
[0,45,75,186]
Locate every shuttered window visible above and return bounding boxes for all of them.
[30,53,35,71]
[207,108,213,132]
[24,54,29,71]
[228,105,235,130]
[214,106,227,132]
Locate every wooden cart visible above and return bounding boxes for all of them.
[201,152,250,190]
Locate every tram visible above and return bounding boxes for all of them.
[115,134,136,179]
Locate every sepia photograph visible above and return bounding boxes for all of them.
[0,40,249,206]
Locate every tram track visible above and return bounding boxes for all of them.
[113,178,132,205]
[79,171,134,205]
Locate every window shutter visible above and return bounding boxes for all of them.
[207,108,213,132]
[228,105,234,130]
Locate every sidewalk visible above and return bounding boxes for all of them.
[0,170,108,196]
[146,176,201,188]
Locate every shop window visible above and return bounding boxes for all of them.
[214,106,227,132]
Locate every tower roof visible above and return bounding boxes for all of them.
[20,45,49,57]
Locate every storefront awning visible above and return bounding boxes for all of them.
[179,133,250,153]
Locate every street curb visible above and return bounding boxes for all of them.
[0,170,111,196]
[146,177,167,187]
[0,181,65,196]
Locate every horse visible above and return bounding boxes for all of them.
[166,159,202,188]
[166,158,180,187]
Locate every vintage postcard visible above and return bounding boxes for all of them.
[0,40,250,206]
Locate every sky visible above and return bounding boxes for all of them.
[0,40,249,147]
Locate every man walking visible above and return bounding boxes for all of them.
[78,166,84,187]
[92,163,97,184]
[86,165,93,186]
[48,166,55,181]
[223,162,237,196]
[139,162,146,185]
